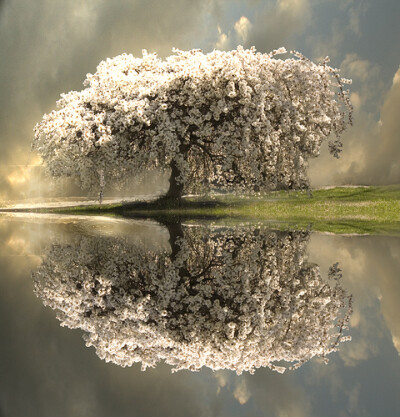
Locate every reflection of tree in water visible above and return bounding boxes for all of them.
[33,225,352,374]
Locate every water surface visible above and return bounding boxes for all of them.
[0,214,399,416]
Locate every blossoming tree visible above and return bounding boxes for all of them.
[33,224,352,374]
[33,47,352,201]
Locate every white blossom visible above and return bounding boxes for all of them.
[33,47,352,197]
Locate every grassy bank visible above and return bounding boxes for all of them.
[2,185,400,235]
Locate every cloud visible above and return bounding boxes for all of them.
[234,16,252,42]
[350,92,362,112]
[215,26,231,50]
[0,217,216,417]
[341,53,379,83]
[392,336,400,354]
[308,110,379,187]
[303,1,400,188]
[214,370,229,395]
[304,0,367,62]
[393,67,400,85]
[340,338,378,367]
[332,66,400,186]
[246,371,311,417]
[374,236,400,355]
[245,0,311,52]
[0,0,216,200]
[214,16,252,50]
[308,55,397,187]
[233,379,251,405]
[347,384,362,415]
[309,233,400,358]
[212,0,312,53]
[368,67,400,184]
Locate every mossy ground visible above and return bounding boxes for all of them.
[2,185,400,235]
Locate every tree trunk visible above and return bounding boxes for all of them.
[165,159,184,201]
[98,169,105,204]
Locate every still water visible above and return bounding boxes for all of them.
[0,214,399,416]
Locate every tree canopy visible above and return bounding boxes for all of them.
[33,47,352,200]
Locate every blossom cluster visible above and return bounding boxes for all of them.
[33,224,352,374]
[33,47,352,195]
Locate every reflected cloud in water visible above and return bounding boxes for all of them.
[32,223,352,374]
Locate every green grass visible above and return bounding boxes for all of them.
[2,185,400,235]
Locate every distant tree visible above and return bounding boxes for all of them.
[33,225,353,374]
[33,47,352,201]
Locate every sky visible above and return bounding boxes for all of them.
[0,0,399,200]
